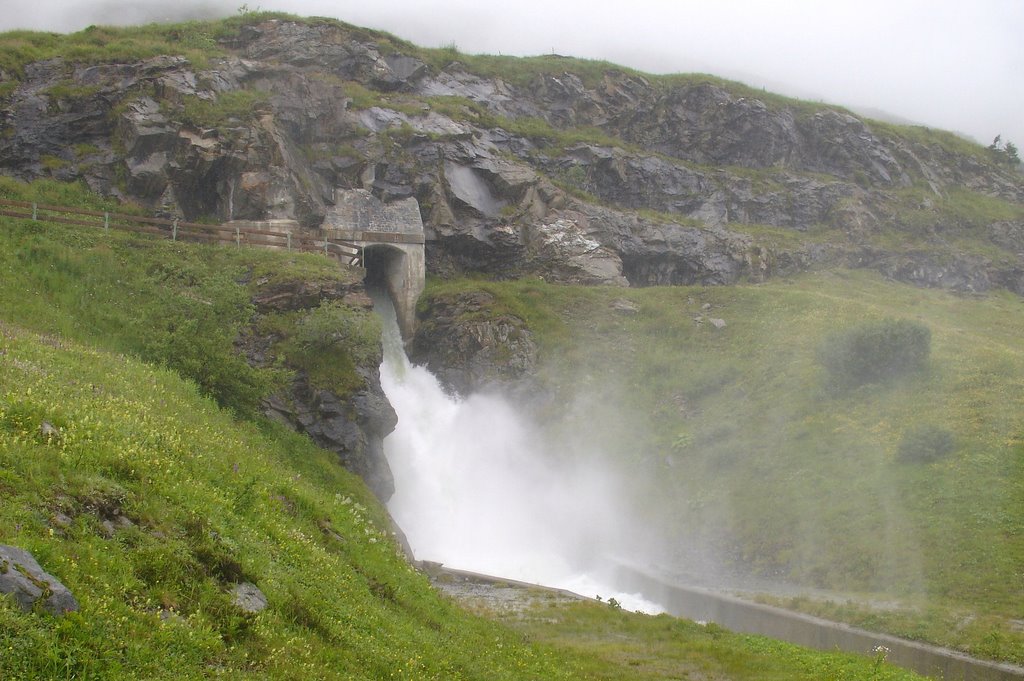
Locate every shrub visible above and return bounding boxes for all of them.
[898,424,956,463]
[281,301,382,395]
[817,318,931,390]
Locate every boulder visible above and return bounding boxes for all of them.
[525,215,628,286]
[445,163,506,217]
[231,582,268,614]
[0,545,79,615]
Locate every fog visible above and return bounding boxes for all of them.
[3,0,1022,148]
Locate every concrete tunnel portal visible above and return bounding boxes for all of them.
[363,244,422,341]
[322,189,426,343]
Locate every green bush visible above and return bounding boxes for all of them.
[280,301,382,395]
[898,424,956,463]
[817,318,931,390]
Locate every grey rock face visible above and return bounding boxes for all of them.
[1,15,1022,297]
[0,545,79,615]
[524,214,628,286]
[248,277,399,501]
[263,371,398,502]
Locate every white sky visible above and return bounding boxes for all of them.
[3,0,1022,147]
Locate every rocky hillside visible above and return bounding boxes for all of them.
[2,13,1022,295]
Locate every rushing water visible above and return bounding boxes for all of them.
[373,291,661,613]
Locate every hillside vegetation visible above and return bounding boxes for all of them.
[419,272,1024,664]
[3,10,1022,677]
[0,177,930,679]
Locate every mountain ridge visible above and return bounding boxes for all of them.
[1,12,1021,296]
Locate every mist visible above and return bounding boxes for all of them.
[3,0,1022,148]
[374,292,662,613]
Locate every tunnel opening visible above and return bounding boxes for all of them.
[362,245,401,290]
[363,244,414,341]
[364,245,405,294]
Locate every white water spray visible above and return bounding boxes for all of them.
[373,291,661,614]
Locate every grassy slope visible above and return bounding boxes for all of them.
[422,273,1024,664]
[485,600,918,681]
[0,325,581,679]
[0,178,929,679]
[0,177,384,412]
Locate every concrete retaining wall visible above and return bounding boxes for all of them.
[613,564,1024,681]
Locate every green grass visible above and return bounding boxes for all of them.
[260,301,383,397]
[488,600,925,681]
[419,50,644,90]
[862,185,1024,262]
[888,185,1024,233]
[0,177,379,413]
[0,302,931,680]
[0,13,310,79]
[0,25,213,78]
[0,324,584,679]
[0,11,420,83]
[0,176,939,679]
[870,121,993,163]
[176,89,271,128]
[419,271,1024,664]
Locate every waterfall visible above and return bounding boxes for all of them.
[373,290,662,613]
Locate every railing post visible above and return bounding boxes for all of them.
[287,231,292,250]
[104,212,109,231]
[235,225,240,248]
[172,218,178,241]
[32,203,37,221]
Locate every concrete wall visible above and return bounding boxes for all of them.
[323,189,425,342]
[324,189,424,236]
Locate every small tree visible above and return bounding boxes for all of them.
[989,135,1021,168]
[1005,141,1020,167]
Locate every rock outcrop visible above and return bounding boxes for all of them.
[3,14,1023,497]
[266,372,398,500]
[2,16,1021,298]
[411,291,538,396]
[246,276,398,500]
[0,545,79,615]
